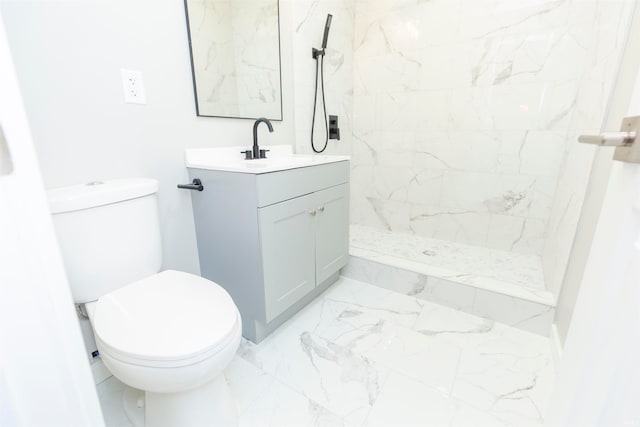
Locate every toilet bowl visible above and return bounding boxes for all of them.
[47,178,242,426]
[87,270,241,426]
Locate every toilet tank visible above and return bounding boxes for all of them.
[47,178,163,303]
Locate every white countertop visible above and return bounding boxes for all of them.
[185,145,350,174]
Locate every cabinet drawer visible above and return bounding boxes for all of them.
[256,161,349,207]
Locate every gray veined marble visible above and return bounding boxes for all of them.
[343,224,556,336]
[349,224,549,297]
[299,331,382,405]
[98,276,555,427]
[350,0,635,262]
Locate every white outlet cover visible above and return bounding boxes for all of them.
[120,69,146,104]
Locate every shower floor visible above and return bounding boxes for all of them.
[344,225,556,335]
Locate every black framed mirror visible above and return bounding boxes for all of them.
[184,0,283,120]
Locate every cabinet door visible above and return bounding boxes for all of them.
[258,193,316,323]
[315,184,350,284]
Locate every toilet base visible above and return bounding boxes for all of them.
[122,375,237,427]
[122,386,145,427]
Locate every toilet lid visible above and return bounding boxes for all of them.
[92,270,239,363]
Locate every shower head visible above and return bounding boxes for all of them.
[321,14,333,49]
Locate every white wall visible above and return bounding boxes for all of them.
[0,0,296,360]
[0,0,296,276]
[0,10,103,424]
[545,61,640,424]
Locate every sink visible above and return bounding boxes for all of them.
[240,157,315,169]
[185,145,349,174]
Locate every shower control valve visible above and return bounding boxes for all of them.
[329,115,340,140]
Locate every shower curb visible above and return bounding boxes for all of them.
[341,255,555,337]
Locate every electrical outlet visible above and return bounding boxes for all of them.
[120,69,146,104]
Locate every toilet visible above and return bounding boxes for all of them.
[47,178,241,427]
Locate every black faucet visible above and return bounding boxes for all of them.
[241,117,274,160]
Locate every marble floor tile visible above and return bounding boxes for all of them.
[238,375,345,427]
[349,224,554,305]
[412,301,497,349]
[364,372,456,427]
[450,325,553,426]
[315,305,461,395]
[97,276,554,427]
[246,328,388,426]
[450,399,511,427]
[96,376,131,427]
[350,225,545,290]
[239,295,391,426]
[224,357,274,415]
[320,277,426,328]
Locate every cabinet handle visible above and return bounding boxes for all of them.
[318,206,325,213]
[309,210,317,216]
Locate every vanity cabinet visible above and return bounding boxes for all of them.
[187,160,349,343]
[259,183,349,322]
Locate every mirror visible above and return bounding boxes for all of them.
[184,0,283,120]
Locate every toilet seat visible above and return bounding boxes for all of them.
[91,270,240,368]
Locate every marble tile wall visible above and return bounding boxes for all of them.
[290,0,354,156]
[542,0,636,298]
[350,0,635,257]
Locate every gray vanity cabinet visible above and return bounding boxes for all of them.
[259,183,349,323]
[188,160,349,343]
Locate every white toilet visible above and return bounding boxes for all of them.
[47,178,241,427]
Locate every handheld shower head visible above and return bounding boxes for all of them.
[321,14,332,49]
[310,13,335,154]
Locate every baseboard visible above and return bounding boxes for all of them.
[91,358,112,385]
[550,324,563,373]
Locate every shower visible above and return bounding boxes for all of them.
[343,0,638,338]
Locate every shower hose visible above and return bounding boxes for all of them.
[311,51,328,153]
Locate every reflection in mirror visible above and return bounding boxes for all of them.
[184,0,283,120]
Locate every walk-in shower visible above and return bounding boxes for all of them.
[342,0,638,336]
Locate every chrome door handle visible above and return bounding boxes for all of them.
[578,132,636,146]
[578,116,640,164]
